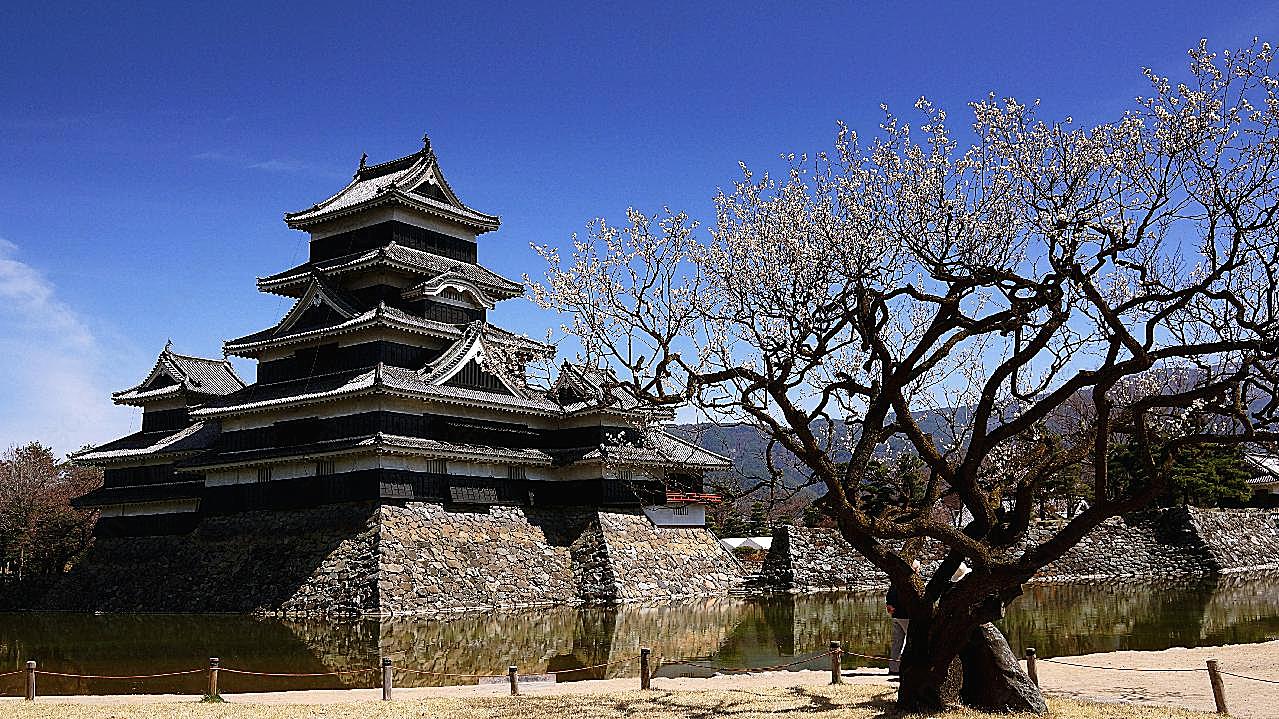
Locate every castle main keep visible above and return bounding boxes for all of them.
[63,139,741,615]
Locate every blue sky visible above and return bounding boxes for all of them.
[2,2,1276,455]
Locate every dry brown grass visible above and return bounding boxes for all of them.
[1,685,1215,719]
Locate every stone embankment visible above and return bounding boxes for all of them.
[10,503,743,616]
[377,504,743,613]
[759,507,1279,592]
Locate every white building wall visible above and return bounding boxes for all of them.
[98,499,200,517]
[643,505,706,527]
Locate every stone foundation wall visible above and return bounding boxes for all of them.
[19,502,743,615]
[375,505,744,613]
[597,511,743,602]
[1176,507,1279,573]
[1030,514,1211,581]
[758,525,887,591]
[376,503,595,614]
[761,507,1279,592]
[30,502,380,614]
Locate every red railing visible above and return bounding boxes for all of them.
[665,492,723,505]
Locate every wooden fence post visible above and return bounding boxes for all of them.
[24,660,35,701]
[640,647,651,690]
[1025,647,1038,687]
[1206,659,1228,715]
[207,657,220,699]
[382,658,393,701]
[508,665,519,696]
[829,641,843,685]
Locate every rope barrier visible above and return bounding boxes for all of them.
[1219,671,1279,685]
[218,667,376,678]
[843,650,891,661]
[32,669,206,680]
[19,645,1272,699]
[1039,658,1203,672]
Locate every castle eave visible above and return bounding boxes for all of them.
[73,480,205,508]
[256,243,522,300]
[223,306,463,357]
[286,190,500,233]
[181,432,555,471]
[73,422,221,465]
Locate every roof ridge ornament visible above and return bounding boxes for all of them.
[421,133,437,165]
[355,152,368,178]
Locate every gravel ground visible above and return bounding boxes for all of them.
[6,640,1277,717]
[0,682,1212,719]
[1030,639,1279,719]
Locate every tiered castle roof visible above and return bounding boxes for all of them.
[73,138,728,519]
[283,137,500,233]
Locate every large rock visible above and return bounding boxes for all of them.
[959,623,1048,713]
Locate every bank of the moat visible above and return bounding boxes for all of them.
[759,506,1279,593]
[2,575,1276,696]
[13,503,741,615]
[9,505,1276,617]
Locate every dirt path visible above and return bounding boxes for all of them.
[3,641,1276,717]
[1030,640,1279,719]
[0,668,886,705]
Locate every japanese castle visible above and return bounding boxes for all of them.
[73,138,727,540]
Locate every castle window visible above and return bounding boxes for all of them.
[424,459,447,475]
[316,459,336,476]
[673,506,688,516]
[507,465,526,480]
[256,466,272,483]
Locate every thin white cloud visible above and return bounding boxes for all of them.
[0,240,135,457]
[193,150,345,178]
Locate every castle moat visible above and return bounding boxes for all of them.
[2,575,1277,696]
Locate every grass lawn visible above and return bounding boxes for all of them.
[3,685,1213,718]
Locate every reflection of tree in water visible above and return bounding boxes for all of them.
[0,613,356,695]
[1196,573,1279,645]
[1002,578,1202,660]
[702,592,890,673]
[998,576,1279,657]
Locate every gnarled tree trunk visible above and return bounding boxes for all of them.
[896,612,1046,713]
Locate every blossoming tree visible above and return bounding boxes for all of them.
[529,41,1279,711]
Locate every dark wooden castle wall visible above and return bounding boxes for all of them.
[309,220,477,263]
[257,341,441,385]
[211,411,633,455]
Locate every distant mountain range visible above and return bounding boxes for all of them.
[670,377,1274,495]
[667,410,965,492]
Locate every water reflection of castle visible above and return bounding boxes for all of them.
[5,576,1278,695]
[275,575,1279,687]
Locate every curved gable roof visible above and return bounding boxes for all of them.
[113,344,245,406]
[284,140,500,233]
